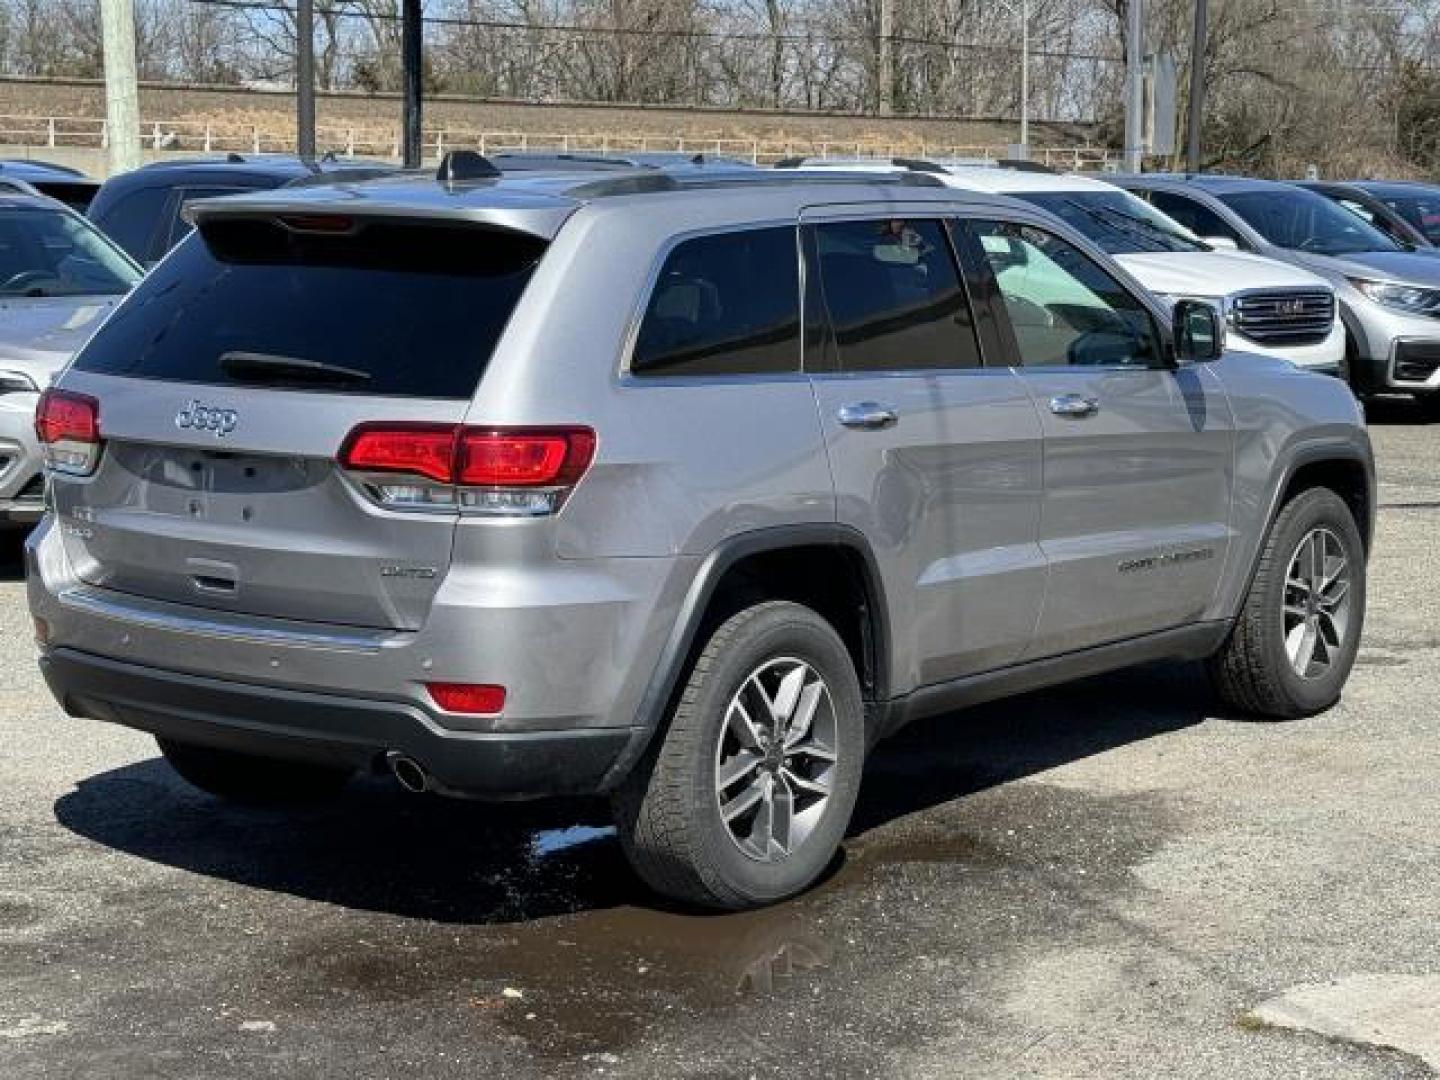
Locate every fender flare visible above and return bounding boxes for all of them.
[1229,437,1376,616]
[599,523,891,791]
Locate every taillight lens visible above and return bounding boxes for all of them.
[339,424,595,516]
[427,682,506,715]
[340,424,457,483]
[457,429,595,487]
[35,389,102,476]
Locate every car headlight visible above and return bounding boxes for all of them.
[1348,277,1440,317]
[0,369,38,394]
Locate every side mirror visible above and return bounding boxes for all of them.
[1172,298,1225,363]
[1202,235,1239,251]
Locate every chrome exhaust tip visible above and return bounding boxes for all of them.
[386,751,430,794]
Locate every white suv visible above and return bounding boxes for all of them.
[779,160,1345,376]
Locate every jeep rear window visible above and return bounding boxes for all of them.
[71,216,547,398]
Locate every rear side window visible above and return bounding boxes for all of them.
[91,185,169,262]
[72,217,546,398]
[631,226,799,376]
[166,186,253,252]
[810,218,981,372]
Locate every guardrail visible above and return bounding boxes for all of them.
[0,113,1123,170]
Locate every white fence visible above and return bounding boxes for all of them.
[0,113,1123,170]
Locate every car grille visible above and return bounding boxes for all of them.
[1393,341,1440,384]
[1230,291,1335,347]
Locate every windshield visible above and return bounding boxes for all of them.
[0,206,140,296]
[1379,193,1440,246]
[1016,189,1208,254]
[1220,189,1401,255]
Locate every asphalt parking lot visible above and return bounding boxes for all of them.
[2,404,1438,1080]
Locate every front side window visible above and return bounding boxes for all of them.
[0,206,139,297]
[1379,193,1440,245]
[810,218,981,372]
[1220,188,1400,255]
[971,219,1160,368]
[1146,191,1247,247]
[631,226,800,377]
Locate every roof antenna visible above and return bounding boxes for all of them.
[437,149,501,190]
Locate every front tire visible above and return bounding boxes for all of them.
[1207,487,1366,719]
[613,601,866,909]
[158,738,353,803]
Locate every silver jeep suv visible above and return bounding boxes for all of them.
[29,159,1374,908]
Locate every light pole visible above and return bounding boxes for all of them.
[1186,0,1208,172]
[402,0,422,167]
[1123,0,1146,172]
[296,0,315,161]
[1019,0,1029,152]
[99,0,140,175]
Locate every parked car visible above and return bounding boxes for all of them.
[779,159,1345,376]
[1297,180,1440,250]
[86,153,389,266]
[29,157,1373,908]
[1118,173,1440,410]
[0,193,140,528]
[0,160,101,214]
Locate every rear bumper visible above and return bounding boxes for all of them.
[40,646,639,799]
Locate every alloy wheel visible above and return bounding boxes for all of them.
[714,657,839,862]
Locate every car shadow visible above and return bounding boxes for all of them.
[0,528,27,581]
[53,661,1215,926]
[1363,394,1436,425]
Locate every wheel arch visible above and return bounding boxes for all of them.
[1226,441,1375,624]
[600,525,891,790]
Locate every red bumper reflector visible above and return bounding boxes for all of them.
[426,682,507,715]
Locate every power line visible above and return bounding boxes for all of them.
[182,0,1125,62]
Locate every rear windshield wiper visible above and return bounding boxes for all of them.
[219,351,373,387]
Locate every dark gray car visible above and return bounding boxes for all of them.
[28,161,1374,907]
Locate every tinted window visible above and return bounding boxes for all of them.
[1147,191,1247,247]
[812,218,981,372]
[166,185,254,252]
[631,227,799,376]
[1017,190,1207,254]
[1380,193,1440,245]
[0,206,138,297]
[72,217,545,398]
[1220,188,1400,255]
[91,185,169,262]
[973,219,1159,368]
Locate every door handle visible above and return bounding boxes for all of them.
[837,402,899,430]
[1048,394,1100,419]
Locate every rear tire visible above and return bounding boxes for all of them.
[158,738,352,803]
[613,601,866,909]
[1416,392,1440,423]
[1207,487,1366,719]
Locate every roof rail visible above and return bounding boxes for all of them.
[995,159,1056,173]
[891,156,947,174]
[564,172,680,197]
[437,149,502,189]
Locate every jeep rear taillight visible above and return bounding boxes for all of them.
[339,424,595,516]
[35,389,102,476]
